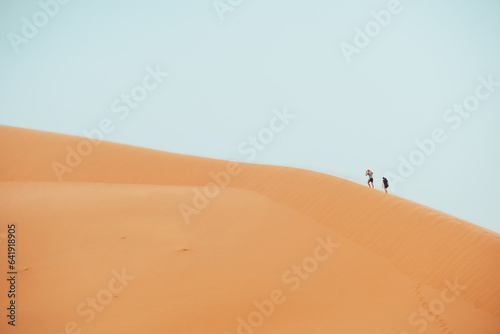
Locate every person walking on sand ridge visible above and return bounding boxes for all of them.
[382,177,389,194]
[365,170,374,188]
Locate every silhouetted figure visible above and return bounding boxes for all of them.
[382,177,389,194]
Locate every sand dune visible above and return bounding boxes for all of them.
[1,125,499,334]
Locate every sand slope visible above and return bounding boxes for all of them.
[1,125,499,334]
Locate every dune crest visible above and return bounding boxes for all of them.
[1,125,499,334]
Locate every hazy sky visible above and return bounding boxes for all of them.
[1,0,499,233]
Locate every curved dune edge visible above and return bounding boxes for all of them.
[1,125,500,333]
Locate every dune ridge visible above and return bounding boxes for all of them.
[1,125,499,333]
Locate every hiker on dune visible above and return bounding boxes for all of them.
[382,177,389,194]
[366,169,374,188]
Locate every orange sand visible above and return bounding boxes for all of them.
[0,125,499,334]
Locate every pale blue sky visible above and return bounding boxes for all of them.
[1,0,499,232]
